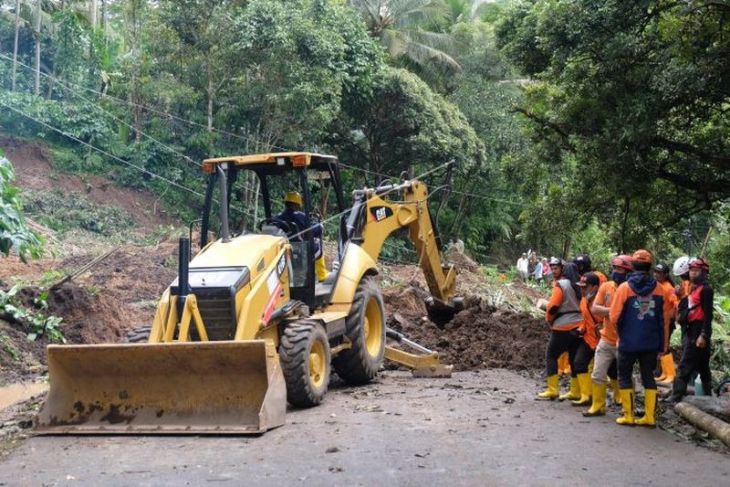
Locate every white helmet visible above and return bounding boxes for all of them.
[672,256,690,276]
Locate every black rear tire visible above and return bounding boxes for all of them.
[125,325,151,343]
[280,321,331,408]
[333,277,385,385]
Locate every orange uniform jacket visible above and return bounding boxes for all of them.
[595,281,618,346]
[579,296,601,350]
[658,280,678,317]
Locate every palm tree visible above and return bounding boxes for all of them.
[348,0,461,74]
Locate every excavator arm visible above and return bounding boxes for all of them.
[341,179,461,377]
[346,179,458,310]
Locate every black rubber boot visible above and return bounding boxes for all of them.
[663,377,686,404]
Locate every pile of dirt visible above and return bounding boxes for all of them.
[384,287,549,371]
[14,282,128,345]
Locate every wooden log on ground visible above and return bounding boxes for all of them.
[682,396,730,423]
[675,401,730,447]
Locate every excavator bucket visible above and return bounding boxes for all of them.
[36,340,286,435]
[425,296,464,325]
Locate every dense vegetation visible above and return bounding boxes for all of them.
[0,0,728,292]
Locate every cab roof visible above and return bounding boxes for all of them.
[202,152,338,174]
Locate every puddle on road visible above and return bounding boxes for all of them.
[0,382,48,410]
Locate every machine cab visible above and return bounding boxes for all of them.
[199,153,347,309]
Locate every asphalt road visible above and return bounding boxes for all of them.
[1,370,728,486]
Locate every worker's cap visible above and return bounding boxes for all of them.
[632,249,653,265]
[284,191,303,206]
[578,272,600,287]
[548,257,562,266]
[654,263,669,274]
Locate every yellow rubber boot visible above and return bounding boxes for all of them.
[610,379,622,405]
[583,382,607,417]
[571,373,592,406]
[616,389,635,426]
[559,377,580,401]
[635,389,657,427]
[537,374,559,400]
[315,255,328,282]
[657,355,676,385]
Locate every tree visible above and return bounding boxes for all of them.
[0,151,43,262]
[331,64,484,206]
[496,0,730,245]
[348,0,461,74]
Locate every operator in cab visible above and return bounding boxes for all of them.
[277,192,328,282]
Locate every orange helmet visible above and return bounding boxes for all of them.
[611,255,633,271]
[632,249,653,265]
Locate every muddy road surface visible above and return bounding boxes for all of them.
[1,370,729,486]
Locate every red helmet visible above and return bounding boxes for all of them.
[689,257,709,273]
[611,255,633,271]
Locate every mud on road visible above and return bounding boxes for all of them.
[1,370,728,487]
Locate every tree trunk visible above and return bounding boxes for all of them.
[207,63,214,133]
[34,0,42,96]
[561,236,572,260]
[675,402,730,447]
[619,196,630,252]
[11,0,20,91]
[101,0,108,39]
[683,396,730,423]
[90,0,98,29]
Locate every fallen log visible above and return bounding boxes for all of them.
[675,401,730,447]
[682,396,730,423]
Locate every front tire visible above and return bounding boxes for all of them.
[333,277,385,385]
[280,321,331,408]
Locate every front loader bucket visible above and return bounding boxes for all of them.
[36,340,286,435]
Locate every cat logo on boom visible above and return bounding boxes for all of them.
[371,206,393,222]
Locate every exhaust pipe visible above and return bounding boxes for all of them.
[217,164,230,243]
[176,237,190,318]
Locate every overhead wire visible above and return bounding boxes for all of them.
[1,50,504,261]
[0,51,518,209]
[0,99,259,221]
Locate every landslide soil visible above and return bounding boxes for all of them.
[0,137,180,384]
[384,286,548,371]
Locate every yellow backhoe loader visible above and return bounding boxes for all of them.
[37,152,461,434]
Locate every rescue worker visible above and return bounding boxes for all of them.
[277,192,328,282]
[609,250,673,427]
[572,272,603,406]
[669,257,714,402]
[574,254,607,282]
[583,255,632,416]
[537,259,584,401]
[654,263,678,383]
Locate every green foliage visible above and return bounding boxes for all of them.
[0,285,65,343]
[335,66,484,176]
[22,188,135,236]
[0,151,43,262]
[496,0,730,250]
